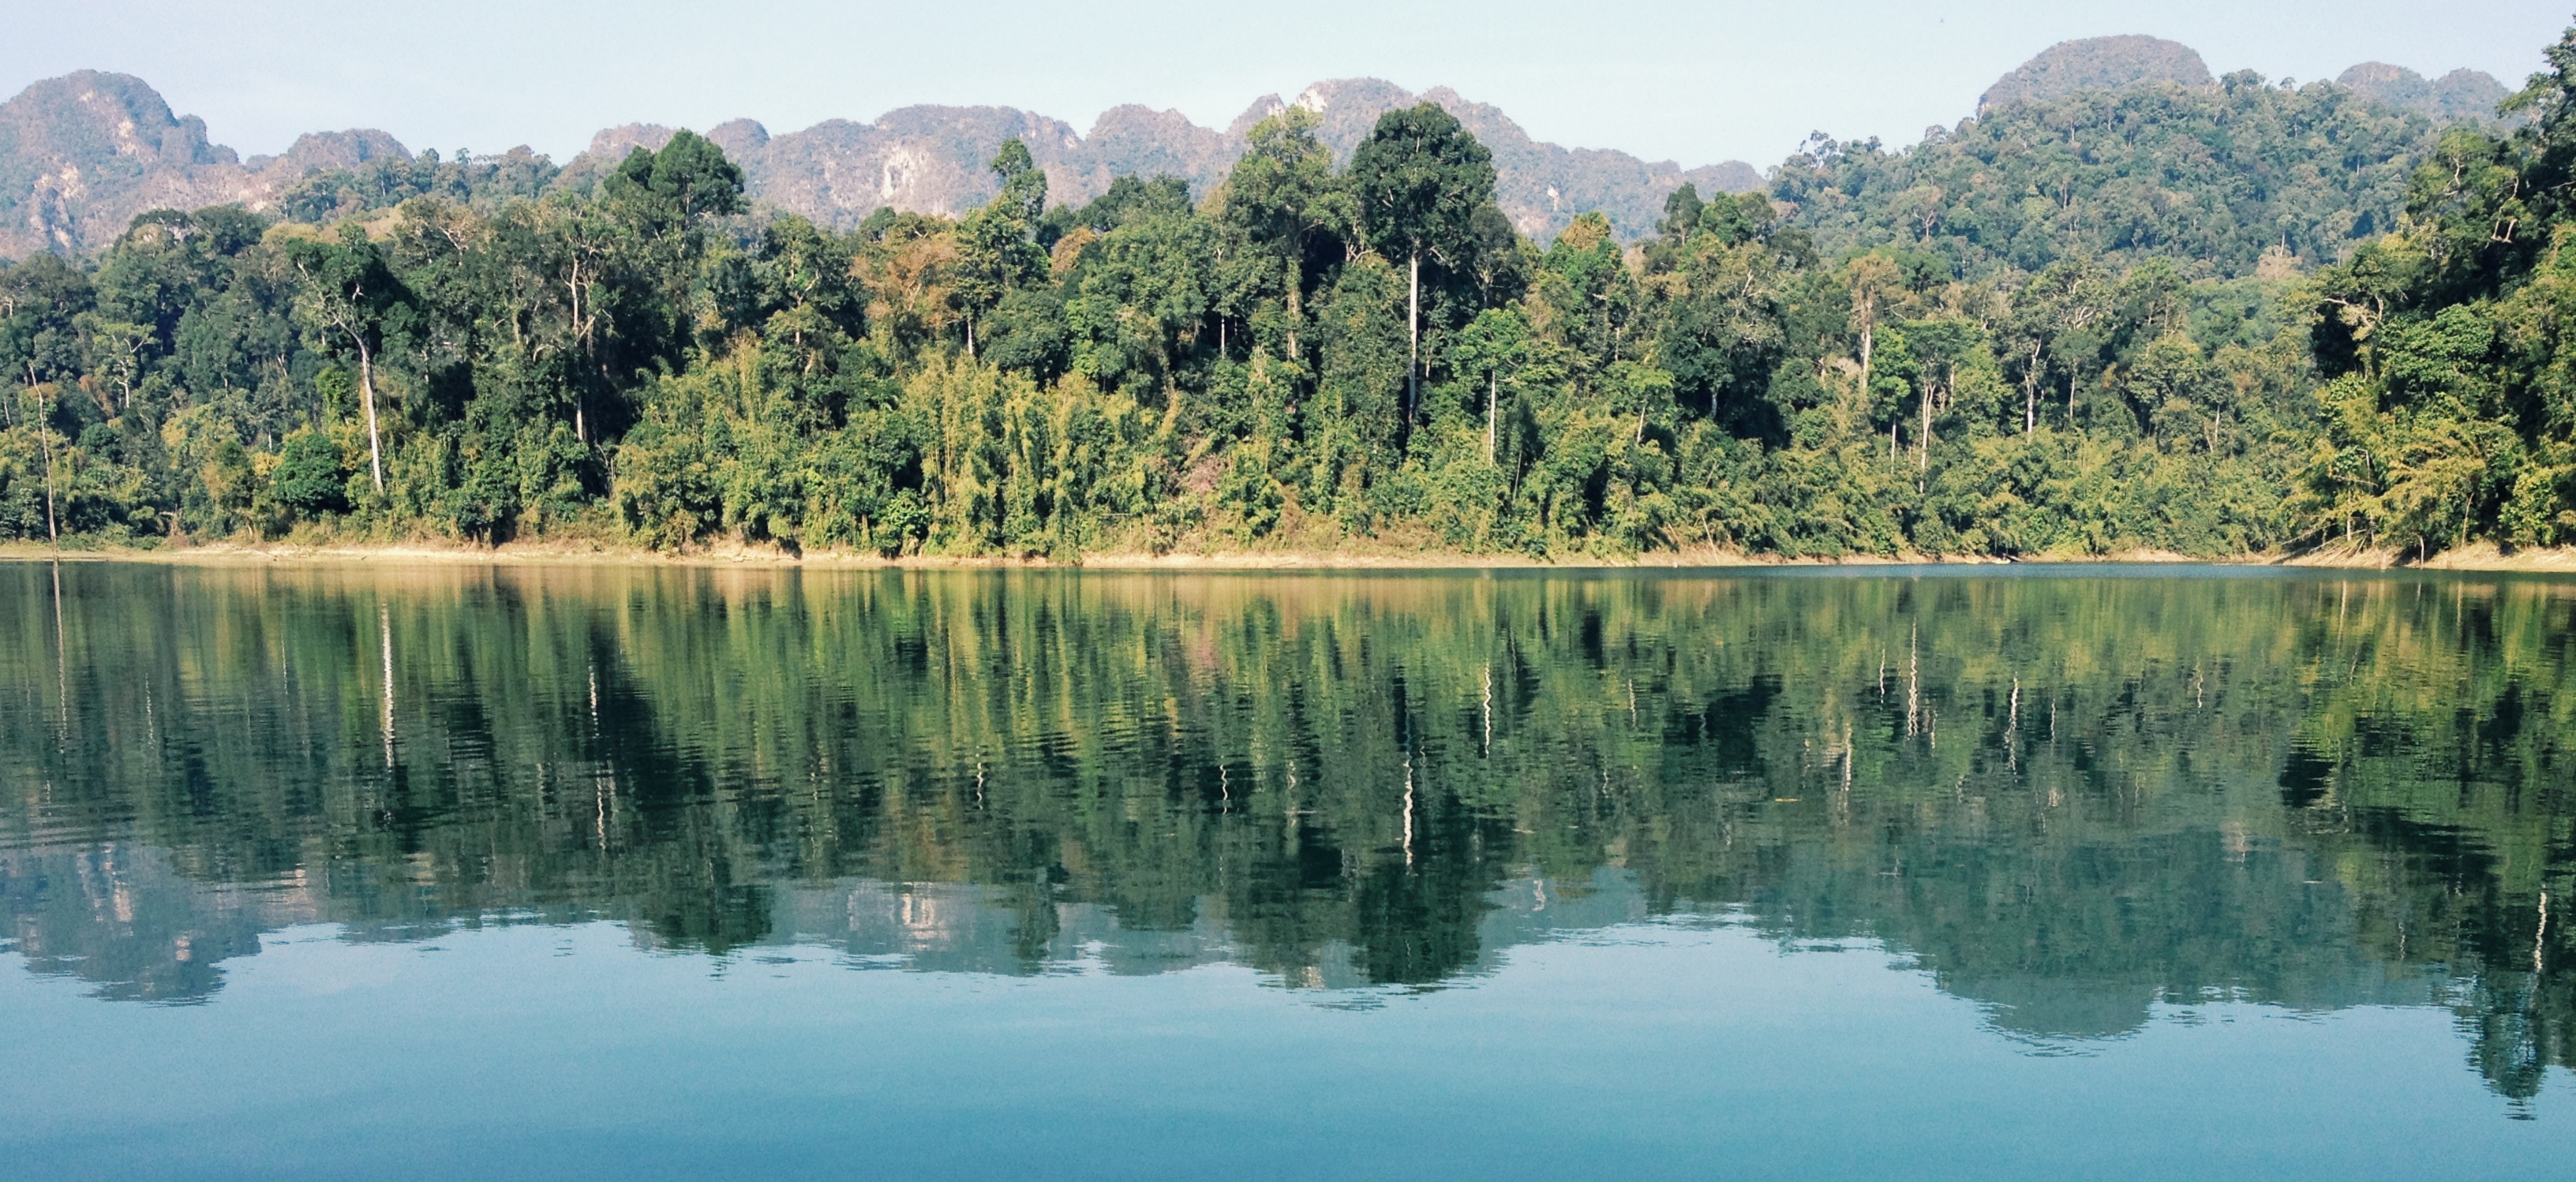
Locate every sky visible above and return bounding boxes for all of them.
[5,1,2568,168]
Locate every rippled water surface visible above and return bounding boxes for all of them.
[3,562,2572,1179]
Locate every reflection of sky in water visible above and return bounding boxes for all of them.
[4,914,2568,1181]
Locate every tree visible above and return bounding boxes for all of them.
[1215,108,1342,362]
[287,225,408,495]
[1348,103,1498,427]
[1646,201,1791,436]
[1900,317,1981,477]
[601,129,747,241]
[1455,307,1530,464]
[77,314,152,415]
[602,130,748,382]
[517,196,627,444]
[956,140,1050,357]
[0,255,92,543]
[1657,184,1705,245]
[1062,196,1215,409]
[272,428,349,515]
[1844,253,1901,406]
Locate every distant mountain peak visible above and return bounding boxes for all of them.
[0,70,429,255]
[1226,95,1287,139]
[1979,36,2214,113]
[2336,62,2512,124]
[273,129,406,172]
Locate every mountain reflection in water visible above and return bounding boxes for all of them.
[2,563,2570,1099]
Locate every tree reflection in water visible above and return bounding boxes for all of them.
[1,563,2569,1098]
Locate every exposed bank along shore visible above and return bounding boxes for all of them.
[8,539,2576,574]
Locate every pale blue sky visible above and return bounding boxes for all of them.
[6,1,2567,169]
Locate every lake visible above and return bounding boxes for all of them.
[2,561,2570,1179]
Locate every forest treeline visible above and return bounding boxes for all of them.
[8,26,2576,559]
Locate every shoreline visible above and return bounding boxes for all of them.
[8,539,2576,574]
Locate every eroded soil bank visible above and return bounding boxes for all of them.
[9,538,2576,573]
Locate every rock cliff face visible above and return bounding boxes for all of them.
[0,70,405,256]
[554,77,1765,241]
[1400,84,1762,240]
[1978,36,2215,113]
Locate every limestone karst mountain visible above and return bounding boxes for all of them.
[0,70,1765,256]
[1977,35,2215,112]
[2335,62,2514,124]
[0,45,2529,259]
[559,78,1763,242]
[1312,81,1764,241]
[0,70,409,256]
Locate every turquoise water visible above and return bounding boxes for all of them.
[2,563,2570,1178]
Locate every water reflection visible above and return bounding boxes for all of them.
[2,563,2570,1098]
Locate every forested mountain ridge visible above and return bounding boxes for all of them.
[0,24,2567,563]
[2338,62,2516,125]
[1973,35,2514,127]
[1777,70,2447,280]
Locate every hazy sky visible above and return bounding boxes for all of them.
[6,1,2567,168]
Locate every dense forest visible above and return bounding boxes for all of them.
[6,27,2576,559]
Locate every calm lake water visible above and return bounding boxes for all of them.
[2,561,2571,1179]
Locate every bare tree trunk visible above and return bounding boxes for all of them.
[1408,252,1421,422]
[1918,379,1933,483]
[39,398,59,548]
[568,260,587,444]
[359,339,384,495]
[1857,309,1874,400]
[1285,256,1303,361]
[2024,344,2039,434]
[1487,370,1497,466]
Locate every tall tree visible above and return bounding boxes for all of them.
[1844,253,1901,409]
[1348,103,1497,426]
[601,129,748,241]
[0,261,84,541]
[1455,307,1529,465]
[955,139,1050,358]
[601,129,747,378]
[1215,108,1342,363]
[286,226,408,495]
